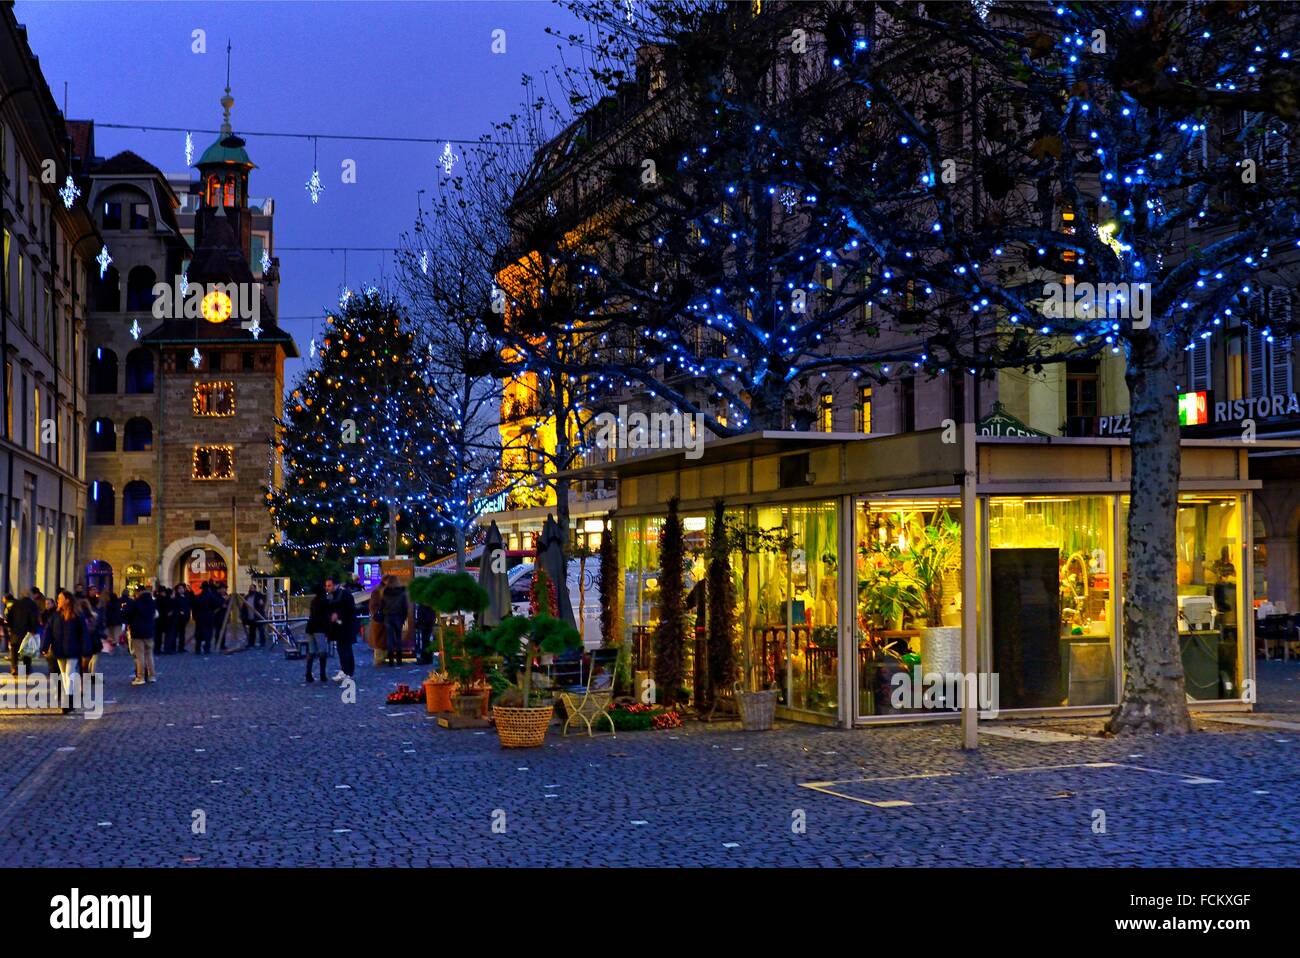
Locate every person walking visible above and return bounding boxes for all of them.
[242,586,267,649]
[77,595,103,677]
[6,587,40,676]
[303,586,331,683]
[155,587,175,655]
[381,576,410,667]
[41,591,88,704]
[124,586,158,685]
[103,589,124,651]
[193,582,217,655]
[367,581,386,668]
[172,585,191,653]
[325,577,357,681]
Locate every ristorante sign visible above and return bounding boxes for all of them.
[1213,392,1300,424]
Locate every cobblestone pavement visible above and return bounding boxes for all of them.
[1,648,1297,867]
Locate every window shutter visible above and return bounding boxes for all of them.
[1187,337,1212,392]
[1248,290,1268,399]
[1268,287,1293,395]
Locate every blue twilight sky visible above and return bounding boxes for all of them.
[15,0,582,384]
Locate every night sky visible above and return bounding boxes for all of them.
[16,0,581,383]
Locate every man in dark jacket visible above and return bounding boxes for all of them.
[173,586,192,653]
[325,577,358,680]
[124,587,157,685]
[381,580,410,666]
[155,587,174,655]
[193,582,217,655]
[6,588,40,675]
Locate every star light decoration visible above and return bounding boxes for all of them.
[305,168,324,204]
[545,195,558,217]
[261,248,272,274]
[58,176,80,209]
[95,245,112,279]
[185,132,194,166]
[249,316,263,340]
[190,348,203,369]
[439,142,458,175]
[129,319,142,340]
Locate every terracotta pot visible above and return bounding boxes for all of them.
[423,679,454,714]
[453,693,483,719]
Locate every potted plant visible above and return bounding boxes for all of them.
[906,511,963,693]
[409,572,489,713]
[858,559,922,632]
[443,627,489,719]
[481,613,581,748]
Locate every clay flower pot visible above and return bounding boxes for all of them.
[423,679,455,714]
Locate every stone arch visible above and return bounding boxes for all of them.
[158,534,230,590]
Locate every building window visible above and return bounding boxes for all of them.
[223,176,236,208]
[900,376,916,432]
[122,480,152,525]
[242,351,255,372]
[857,386,873,433]
[90,481,115,525]
[89,418,115,453]
[125,348,155,394]
[1066,360,1099,421]
[1187,337,1213,393]
[89,347,119,393]
[102,201,122,230]
[95,265,121,312]
[126,266,157,312]
[123,417,152,452]
[192,445,235,480]
[193,381,236,416]
[817,388,834,432]
[130,203,150,230]
[206,176,221,207]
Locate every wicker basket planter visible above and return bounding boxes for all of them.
[736,688,777,731]
[492,705,554,748]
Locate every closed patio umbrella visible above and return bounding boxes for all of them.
[479,520,510,627]
[537,514,575,628]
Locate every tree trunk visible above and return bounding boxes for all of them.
[387,502,399,559]
[454,525,466,574]
[748,372,789,431]
[1108,334,1194,735]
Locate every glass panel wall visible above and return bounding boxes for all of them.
[1175,495,1243,700]
[856,499,964,717]
[745,502,839,717]
[986,496,1115,708]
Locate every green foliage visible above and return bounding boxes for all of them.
[705,499,737,710]
[653,498,688,707]
[410,571,488,614]
[906,511,961,622]
[479,613,581,703]
[598,515,618,646]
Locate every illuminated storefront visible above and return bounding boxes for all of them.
[573,430,1283,729]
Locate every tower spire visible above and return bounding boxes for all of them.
[220,39,234,135]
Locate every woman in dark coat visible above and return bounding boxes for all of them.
[42,592,88,702]
[304,587,331,683]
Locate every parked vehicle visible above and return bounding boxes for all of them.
[508,559,602,648]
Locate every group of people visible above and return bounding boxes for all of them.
[1,580,260,689]
[303,577,360,683]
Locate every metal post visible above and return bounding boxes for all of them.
[960,418,979,750]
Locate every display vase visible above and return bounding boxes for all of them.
[735,684,777,731]
[452,693,483,720]
[492,705,554,748]
[920,627,963,709]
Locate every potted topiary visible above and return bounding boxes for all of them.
[443,627,489,719]
[409,572,488,713]
[481,613,581,747]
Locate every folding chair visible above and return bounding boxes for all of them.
[559,649,619,737]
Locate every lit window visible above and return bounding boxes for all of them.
[193,381,236,416]
[818,389,833,432]
[192,445,235,480]
[858,387,873,433]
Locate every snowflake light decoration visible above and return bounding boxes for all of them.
[185,132,194,166]
[545,195,558,217]
[419,250,429,275]
[249,316,263,340]
[338,287,352,307]
[190,348,203,369]
[309,337,317,358]
[180,272,189,297]
[778,187,799,213]
[129,319,141,341]
[58,176,80,209]
[96,245,112,279]
[439,142,458,175]
[971,0,992,20]
[305,168,324,204]
[260,248,272,273]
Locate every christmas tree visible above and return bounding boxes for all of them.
[267,287,451,579]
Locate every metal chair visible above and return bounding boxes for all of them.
[559,649,619,737]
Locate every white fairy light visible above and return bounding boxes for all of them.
[185,132,194,166]
[439,142,458,175]
[190,347,202,369]
[58,176,80,209]
[419,250,429,275]
[249,316,263,340]
[545,195,558,217]
[96,245,112,279]
[260,248,272,273]
[129,319,141,340]
[305,168,324,204]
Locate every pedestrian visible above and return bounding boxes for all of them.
[173,585,192,652]
[242,585,267,649]
[124,586,157,685]
[381,575,410,667]
[42,591,88,703]
[193,582,216,655]
[303,586,331,683]
[6,587,40,676]
[367,580,386,668]
[103,589,123,650]
[155,586,175,654]
[325,577,357,681]
[77,595,102,676]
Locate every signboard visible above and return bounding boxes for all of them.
[473,490,508,515]
[355,556,413,592]
[1179,391,1209,426]
[976,402,1051,438]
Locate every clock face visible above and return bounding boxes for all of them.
[201,289,232,323]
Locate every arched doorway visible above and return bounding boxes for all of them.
[176,548,227,594]
[85,559,113,595]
